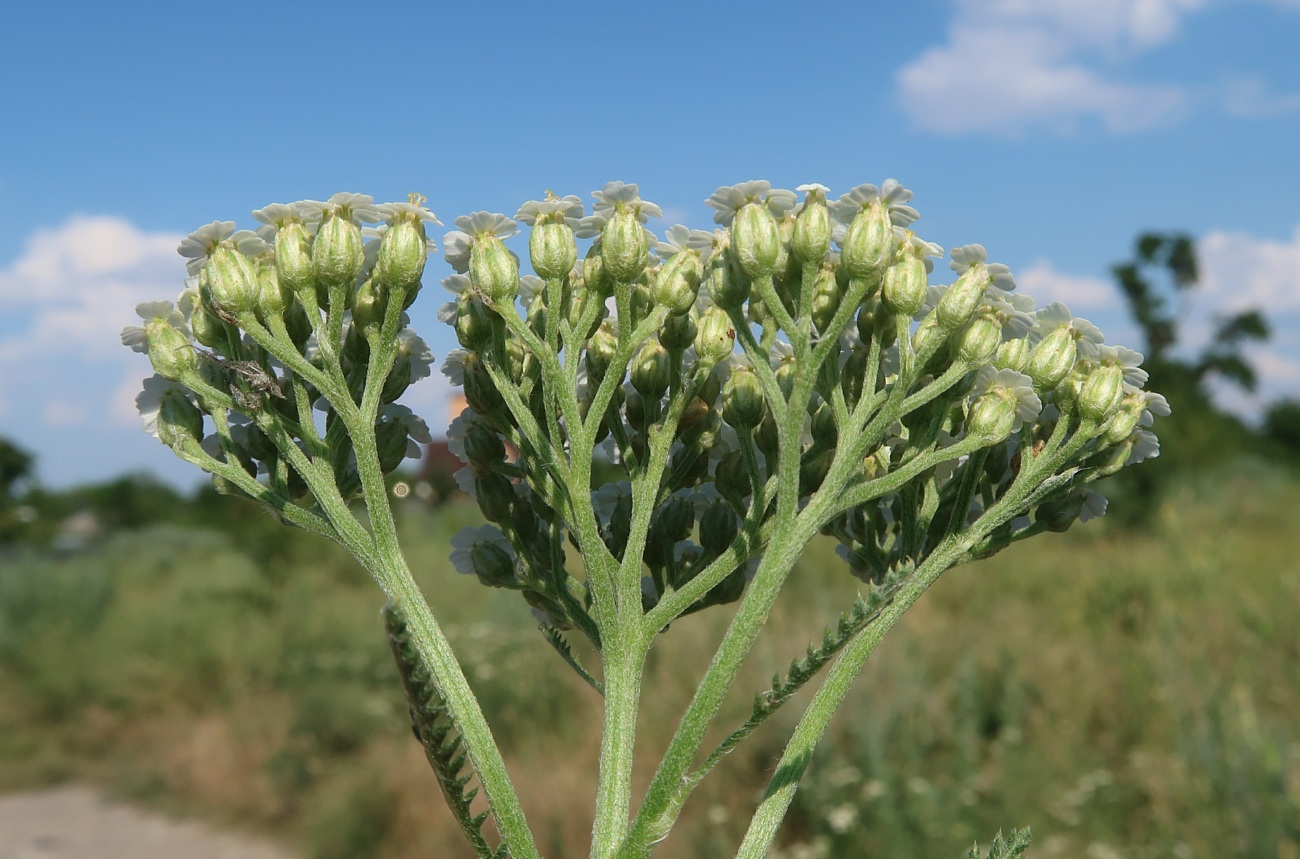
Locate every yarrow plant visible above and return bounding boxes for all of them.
[124,182,1168,858]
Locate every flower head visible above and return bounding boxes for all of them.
[177,221,235,275]
[443,211,518,274]
[705,180,798,226]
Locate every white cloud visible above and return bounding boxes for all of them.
[1221,76,1300,118]
[1199,225,1300,313]
[895,0,1205,134]
[1016,260,1119,309]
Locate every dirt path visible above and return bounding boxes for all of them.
[0,787,296,859]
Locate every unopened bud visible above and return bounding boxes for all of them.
[706,250,749,309]
[465,424,505,467]
[376,217,427,292]
[586,325,618,381]
[157,390,203,450]
[631,342,671,400]
[800,449,834,493]
[882,252,927,317]
[1036,491,1085,532]
[1027,327,1077,390]
[256,264,292,321]
[312,212,365,288]
[190,301,225,349]
[352,278,384,331]
[660,311,697,353]
[811,401,837,446]
[700,503,739,555]
[476,472,516,523]
[956,313,1002,366]
[208,246,261,315]
[994,338,1030,373]
[274,221,315,296]
[470,235,519,303]
[1105,397,1144,444]
[722,368,765,429]
[456,295,497,350]
[840,202,893,279]
[651,250,701,316]
[1079,364,1125,423]
[715,449,750,507]
[147,322,198,382]
[810,267,841,333]
[936,264,991,332]
[601,209,648,283]
[792,193,831,263]
[376,420,414,473]
[967,388,1017,443]
[529,218,577,280]
[471,540,516,587]
[694,307,735,365]
[732,202,781,279]
[462,352,503,416]
[584,243,613,298]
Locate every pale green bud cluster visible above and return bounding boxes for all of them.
[437,180,1167,626]
[124,193,437,509]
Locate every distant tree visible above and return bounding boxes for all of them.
[0,437,33,501]
[1262,398,1300,460]
[1107,233,1271,513]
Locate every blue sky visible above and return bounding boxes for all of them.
[1,0,1298,488]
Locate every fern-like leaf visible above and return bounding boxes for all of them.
[539,623,603,695]
[383,603,507,859]
[968,827,1032,859]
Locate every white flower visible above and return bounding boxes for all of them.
[446,408,482,462]
[829,180,919,228]
[449,524,514,576]
[1079,490,1108,523]
[1139,391,1171,425]
[592,480,633,523]
[1128,429,1161,464]
[443,211,518,273]
[515,194,583,226]
[655,224,715,260]
[136,375,193,438]
[297,192,383,227]
[519,275,546,306]
[250,202,305,241]
[395,329,433,383]
[442,349,468,386]
[177,221,235,275]
[591,181,663,222]
[1097,345,1148,387]
[704,180,798,226]
[121,300,188,353]
[796,182,831,195]
[898,229,944,274]
[453,465,477,496]
[985,290,1036,339]
[949,243,1016,292]
[375,200,442,226]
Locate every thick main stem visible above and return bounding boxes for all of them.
[591,639,649,858]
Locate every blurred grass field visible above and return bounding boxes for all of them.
[1,462,1297,859]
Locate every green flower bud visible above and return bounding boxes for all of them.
[694,307,735,366]
[800,449,834,494]
[456,294,497,351]
[274,221,315,296]
[157,390,203,450]
[584,243,613,298]
[189,301,226,349]
[476,472,516,523]
[700,502,739,556]
[722,368,765,429]
[651,250,702,316]
[955,313,1002,366]
[470,235,519,303]
[840,202,893,279]
[375,216,427,292]
[631,341,671,400]
[146,322,198,382]
[967,388,1017,443]
[352,278,384,331]
[774,361,796,401]
[841,347,870,408]
[625,391,646,427]
[1079,364,1125,423]
[465,424,505,467]
[601,209,648,283]
[1036,491,1086,533]
[706,249,749,309]
[661,311,697,353]
[207,246,261,315]
[792,191,831,263]
[698,365,723,407]
[881,251,927,317]
[994,337,1030,373]
[731,202,781,279]
[654,498,695,545]
[312,212,365,288]
[376,420,413,473]
[1104,397,1144,445]
[714,449,750,508]
[1093,435,1136,476]
[810,266,842,334]
[256,263,292,321]
[811,401,838,446]
[462,352,503,416]
[382,353,412,404]
[936,264,991,332]
[1027,327,1077,390]
[471,540,516,588]
[529,218,577,280]
[585,324,618,382]
[1055,368,1085,415]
